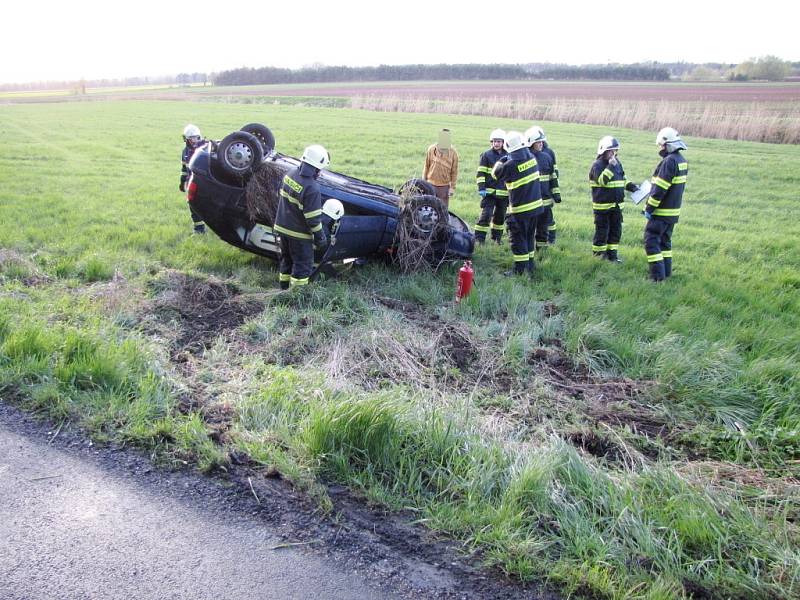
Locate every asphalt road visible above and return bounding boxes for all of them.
[0,406,396,600]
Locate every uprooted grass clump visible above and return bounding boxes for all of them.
[245,161,286,225]
[392,192,451,273]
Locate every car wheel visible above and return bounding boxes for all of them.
[217,131,264,178]
[240,123,276,154]
[398,178,436,198]
[402,194,448,237]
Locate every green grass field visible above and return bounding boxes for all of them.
[1,100,798,599]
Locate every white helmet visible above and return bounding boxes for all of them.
[504,130,527,153]
[183,123,201,139]
[525,126,546,146]
[597,135,620,156]
[322,198,344,220]
[489,128,506,142]
[301,144,330,170]
[656,127,681,146]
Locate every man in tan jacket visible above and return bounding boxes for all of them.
[423,129,459,208]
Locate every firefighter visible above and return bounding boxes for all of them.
[588,136,639,262]
[525,126,559,254]
[474,129,509,244]
[423,128,459,208]
[274,144,330,289]
[492,131,543,276]
[643,127,688,281]
[180,124,207,234]
[538,126,561,245]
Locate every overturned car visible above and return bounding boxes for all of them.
[186,123,474,275]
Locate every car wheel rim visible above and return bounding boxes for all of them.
[225,142,253,170]
[413,205,439,234]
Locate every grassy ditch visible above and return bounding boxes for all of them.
[1,100,799,598]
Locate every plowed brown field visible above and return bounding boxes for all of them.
[196,81,800,102]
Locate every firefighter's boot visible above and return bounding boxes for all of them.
[548,230,556,245]
[649,261,666,282]
[474,231,487,245]
[606,249,622,263]
[505,262,527,276]
[528,257,536,278]
[664,257,672,278]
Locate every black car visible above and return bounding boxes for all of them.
[186,123,474,274]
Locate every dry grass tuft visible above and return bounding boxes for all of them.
[0,249,50,286]
[351,94,800,144]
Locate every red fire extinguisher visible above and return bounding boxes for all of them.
[455,260,474,303]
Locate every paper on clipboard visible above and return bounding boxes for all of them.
[631,180,652,205]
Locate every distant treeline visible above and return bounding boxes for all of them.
[0,73,207,93]
[537,65,669,80]
[213,64,529,86]
[212,63,671,86]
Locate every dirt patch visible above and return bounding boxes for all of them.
[528,345,650,405]
[586,399,672,441]
[567,430,626,463]
[144,270,264,357]
[374,296,481,379]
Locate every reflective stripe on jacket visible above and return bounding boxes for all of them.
[476,147,508,197]
[493,148,543,215]
[275,164,323,240]
[589,158,627,211]
[646,150,687,223]
[533,149,554,206]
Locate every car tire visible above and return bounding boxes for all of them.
[240,123,276,154]
[398,178,436,198]
[216,131,264,178]
[401,194,448,238]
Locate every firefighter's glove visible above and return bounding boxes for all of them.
[553,193,562,204]
[179,181,186,193]
[626,182,639,193]
[478,190,487,198]
[642,210,652,220]
[313,230,328,249]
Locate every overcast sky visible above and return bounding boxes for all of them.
[2,0,798,84]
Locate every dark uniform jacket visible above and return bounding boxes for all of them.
[275,164,324,240]
[589,158,632,211]
[542,142,560,196]
[476,147,509,198]
[180,141,204,188]
[492,148,543,217]
[645,150,688,224]
[533,150,556,206]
